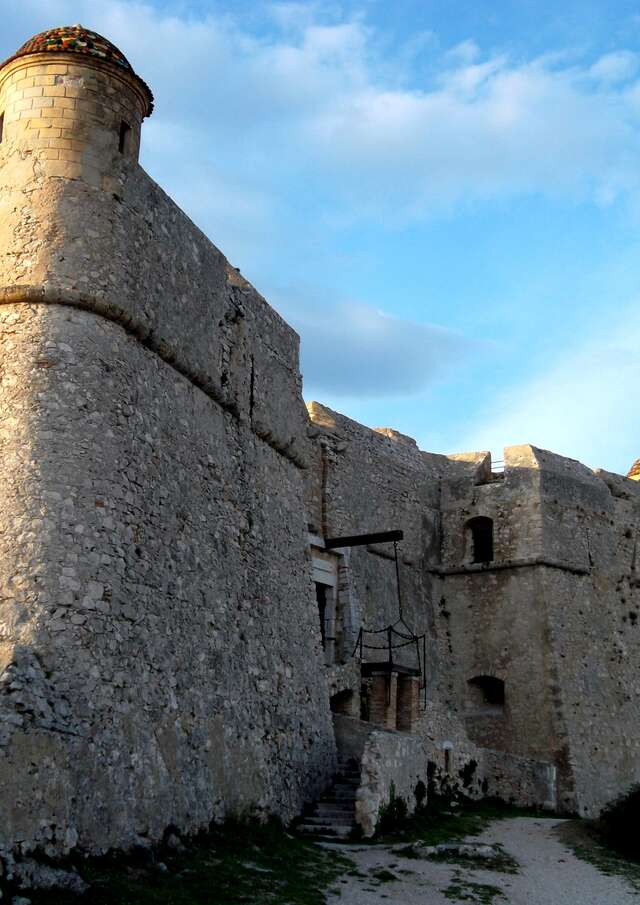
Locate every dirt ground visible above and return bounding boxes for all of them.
[324,817,640,904]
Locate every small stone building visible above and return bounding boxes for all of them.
[0,24,638,861]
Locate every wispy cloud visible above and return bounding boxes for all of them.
[448,306,640,473]
[4,1,640,454]
[8,0,640,227]
[274,289,472,397]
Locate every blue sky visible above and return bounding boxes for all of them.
[4,1,640,472]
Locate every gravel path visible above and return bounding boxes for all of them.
[325,818,640,904]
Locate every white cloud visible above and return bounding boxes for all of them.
[588,50,639,84]
[7,0,640,226]
[6,2,640,431]
[445,39,481,66]
[448,308,640,474]
[274,291,472,397]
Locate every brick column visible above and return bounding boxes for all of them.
[368,672,398,728]
[397,676,420,732]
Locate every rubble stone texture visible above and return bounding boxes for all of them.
[307,404,640,819]
[0,30,334,858]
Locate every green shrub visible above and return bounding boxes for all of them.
[377,782,409,835]
[414,780,427,812]
[599,785,640,861]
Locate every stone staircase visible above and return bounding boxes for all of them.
[296,757,360,841]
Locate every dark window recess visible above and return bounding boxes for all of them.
[467,516,494,563]
[315,582,327,649]
[118,120,132,155]
[330,689,354,715]
[0,113,4,144]
[467,675,505,711]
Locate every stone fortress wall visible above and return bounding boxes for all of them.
[0,25,639,864]
[311,415,640,819]
[436,446,640,815]
[306,406,563,815]
[537,461,640,815]
[0,42,335,858]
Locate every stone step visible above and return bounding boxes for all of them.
[320,791,357,803]
[297,823,353,839]
[305,814,354,826]
[315,804,355,817]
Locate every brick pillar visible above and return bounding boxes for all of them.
[368,674,387,726]
[397,676,420,732]
[368,672,398,728]
[386,672,398,729]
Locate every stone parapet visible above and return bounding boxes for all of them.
[0,161,309,467]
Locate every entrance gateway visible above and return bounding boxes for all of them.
[325,530,425,731]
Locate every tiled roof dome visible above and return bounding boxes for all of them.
[12,25,133,71]
[628,459,640,481]
[2,25,154,115]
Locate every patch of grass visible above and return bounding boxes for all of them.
[372,795,551,845]
[25,818,353,905]
[369,868,398,883]
[376,783,408,836]
[424,845,519,875]
[558,820,640,894]
[597,784,640,862]
[442,872,506,904]
[346,868,367,879]
[393,844,423,859]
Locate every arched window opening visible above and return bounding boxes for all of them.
[467,675,505,714]
[0,113,4,144]
[467,516,494,563]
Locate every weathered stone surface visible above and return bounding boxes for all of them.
[0,302,334,856]
[355,728,428,836]
[0,51,309,468]
[12,860,88,895]
[308,404,640,821]
[0,38,334,860]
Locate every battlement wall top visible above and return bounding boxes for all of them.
[307,401,477,479]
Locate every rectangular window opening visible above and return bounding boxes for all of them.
[315,582,327,649]
[118,120,132,155]
[0,113,5,144]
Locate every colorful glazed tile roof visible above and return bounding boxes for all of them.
[628,459,640,481]
[12,25,133,71]
[2,26,154,115]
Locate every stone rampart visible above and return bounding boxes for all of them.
[0,48,333,858]
[0,53,308,466]
[536,462,640,816]
[0,301,335,857]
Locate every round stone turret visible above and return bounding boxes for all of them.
[0,25,153,184]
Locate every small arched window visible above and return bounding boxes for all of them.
[467,516,494,563]
[467,675,505,714]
